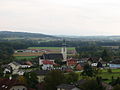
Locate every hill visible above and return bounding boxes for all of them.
[0,31,56,39]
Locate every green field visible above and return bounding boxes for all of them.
[77,69,120,83]
[28,47,75,50]
[15,56,37,60]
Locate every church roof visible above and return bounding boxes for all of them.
[40,53,63,60]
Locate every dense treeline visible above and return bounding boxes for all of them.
[0,31,54,38]
[0,43,14,64]
[1,39,120,49]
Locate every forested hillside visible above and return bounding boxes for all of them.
[0,31,55,38]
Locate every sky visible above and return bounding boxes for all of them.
[0,0,120,36]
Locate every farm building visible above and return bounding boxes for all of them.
[109,59,120,68]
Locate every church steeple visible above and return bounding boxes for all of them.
[61,39,67,61]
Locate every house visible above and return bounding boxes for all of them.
[39,53,64,70]
[109,64,120,68]
[102,82,113,90]
[109,59,120,68]
[1,65,12,74]
[78,58,89,63]
[14,61,33,69]
[87,58,99,64]
[10,84,28,90]
[9,62,20,70]
[76,79,113,90]
[15,49,44,53]
[39,53,64,66]
[36,82,45,90]
[75,63,84,71]
[75,79,87,87]
[86,57,107,67]
[97,62,103,68]
[57,84,80,90]
[8,61,32,75]
[42,60,55,70]
[0,78,28,90]
[32,70,49,83]
[67,58,77,66]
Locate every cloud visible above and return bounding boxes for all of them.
[0,0,120,35]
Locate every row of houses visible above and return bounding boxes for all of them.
[39,53,120,70]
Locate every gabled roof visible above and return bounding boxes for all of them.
[9,62,20,66]
[111,59,120,64]
[87,58,99,63]
[67,58,77,61]
[42,60,54,65]
[0,78,27,90]
[40,53,63,60]
[57,84,78,90]
[76,79,87,86]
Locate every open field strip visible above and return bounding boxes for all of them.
[14,52,43,56]
[28,47,75,50]
[15,56,37,60]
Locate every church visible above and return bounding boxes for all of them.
[39,40,67,70]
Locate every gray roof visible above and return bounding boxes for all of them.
[10,62,20,66]
[76,79,87,86]
[40,53,63,60]
[57,84,77,90]
[32,70,49,75]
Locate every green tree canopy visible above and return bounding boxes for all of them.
[24,72,38,89]
[65,72,79,84]
[81,64,96,77]
[79,79,106,90]
[113,84,120,90]
[44,70,65,90]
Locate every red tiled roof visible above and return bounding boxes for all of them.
[42,60,54,65]
[25,61,33,66]
[67,58,77,66]
[76,64,83,70]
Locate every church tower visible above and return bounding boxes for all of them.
[61,39,67,61]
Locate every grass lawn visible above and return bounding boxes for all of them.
[77,69,120,83]
[98,69,120,83]
[15,56,37,60]
[28,47,75,50]
[102,68,120,73]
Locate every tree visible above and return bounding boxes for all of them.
[17,75,27,84]
[110,77,120,86]
[79,79,106,90]
[81,64,96,77]
[0,67,3,77]
[54,59,62,65]
[113,84,120,90]
[101,49,111,62]
[24,72,38,89]
[44,70,65,90]
[65,72,79,84]
[0,44,14,63]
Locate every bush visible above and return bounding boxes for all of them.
[107,68,112,73]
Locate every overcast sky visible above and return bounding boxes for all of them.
[0,0,120,36]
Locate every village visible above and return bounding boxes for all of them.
[1,40,120,90]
